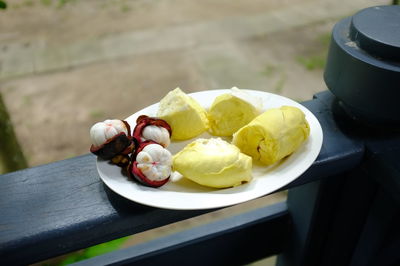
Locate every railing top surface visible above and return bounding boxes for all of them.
[0,91,368,264]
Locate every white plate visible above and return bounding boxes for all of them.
[97,89,323,210]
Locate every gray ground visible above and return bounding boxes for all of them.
[0,0,388,264]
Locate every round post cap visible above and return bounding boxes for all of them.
[324,5,400,129]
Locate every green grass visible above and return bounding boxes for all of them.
[89,109,105,119]
[40,0,52,6]
[317,32,331,47]
[0,160,5,174]
[296,54,326,70]
[274,74,286,94]
[22,95,32,106]
[120,4,131,12]
[23,0,35,7]
[40,0,78,8]
[0,0,6,9]
[260,64,285,93]
[296,31,330,71]
[57,0,76,8]
[261,64,278,77]
[57,237,129,265]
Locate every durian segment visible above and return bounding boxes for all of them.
[173,138,252,188]
[232,106,310,165]
[208,87,262,137]
[157,88,208,140]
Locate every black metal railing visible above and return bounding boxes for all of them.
[3,90,397,265]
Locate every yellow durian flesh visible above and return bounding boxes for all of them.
[156,88,208,140]
[173,138,252,188]
[208,91,261,137]
[232,106,310,165]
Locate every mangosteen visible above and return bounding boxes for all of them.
[89,119,135,164]
[128,141,172,187]
[133,115,172,148]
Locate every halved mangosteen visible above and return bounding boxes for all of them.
[133,115,172,148]
[128,140,172,187]
[89,119,136,164]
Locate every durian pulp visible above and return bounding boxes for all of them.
[208,89,261,137]
[173,138,252,188]
[232,106,310,165]
[157,88,208,140]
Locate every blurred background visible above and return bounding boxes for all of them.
[0,0,392,264]
[0,0,389,169]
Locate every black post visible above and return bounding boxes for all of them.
[278,5,400,266]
